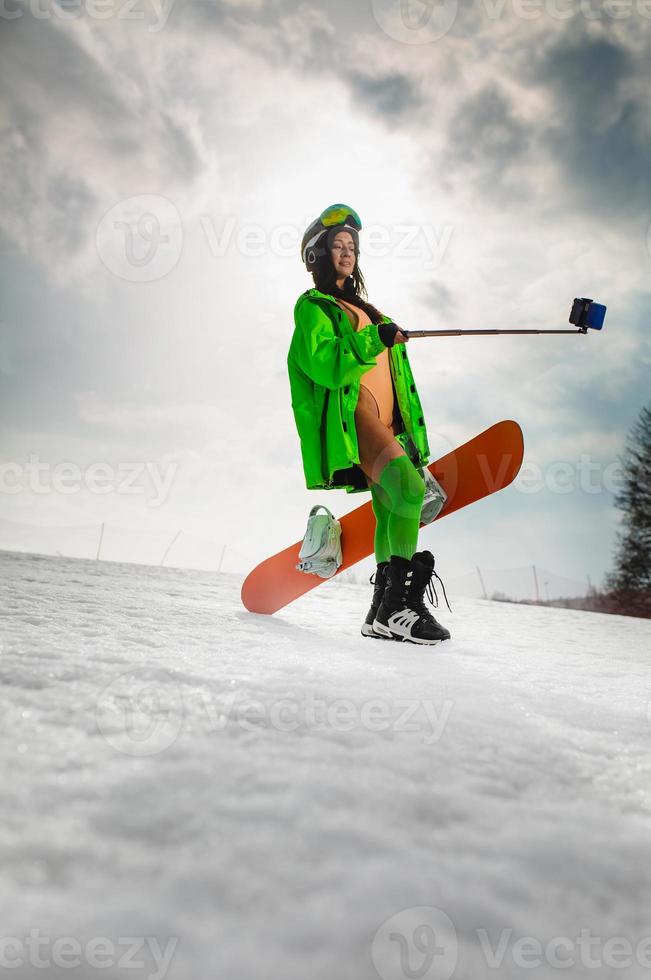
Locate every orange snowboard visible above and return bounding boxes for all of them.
[242,420,524,614]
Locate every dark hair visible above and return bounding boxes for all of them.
[310,237,384,325]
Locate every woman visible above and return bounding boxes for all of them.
[287,204,450,645]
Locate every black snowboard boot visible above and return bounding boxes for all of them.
[361,561,389,638]
[373,551,451,645]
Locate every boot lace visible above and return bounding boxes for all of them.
[425,570,452,614]
[369,568,388,607]
[412,565,452,620]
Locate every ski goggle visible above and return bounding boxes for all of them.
[318,204,362,231]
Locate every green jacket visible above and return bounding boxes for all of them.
[287,288,430,493]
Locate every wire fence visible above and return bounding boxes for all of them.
[445,566,594,603]
[0,517,252,575]
[0,516,597,602]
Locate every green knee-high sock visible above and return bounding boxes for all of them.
[370,484,391,564]
[374,456,425,561]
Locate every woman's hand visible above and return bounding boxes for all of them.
[378,322,410,348]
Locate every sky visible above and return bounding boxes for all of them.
[1,0,650,592]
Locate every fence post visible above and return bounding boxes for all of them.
[95,522,104,560]
[217,544,227,572]
[160,530,182,567]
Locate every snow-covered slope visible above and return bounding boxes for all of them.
[1,550,650,980]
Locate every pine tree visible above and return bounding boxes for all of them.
[606,403,651,616]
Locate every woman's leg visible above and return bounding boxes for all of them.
[354,386,406,485]
[355,388,424,561]
[374,457,424,560]
[370,485,391,564]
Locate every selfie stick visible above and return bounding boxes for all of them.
[405,298,606,339]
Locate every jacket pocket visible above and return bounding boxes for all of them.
[339,383,358,450]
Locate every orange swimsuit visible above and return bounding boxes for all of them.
[336,299,394,426]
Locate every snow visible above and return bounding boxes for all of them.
[1,549,650,980]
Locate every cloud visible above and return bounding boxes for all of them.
[533,33,651,215]
[1,0,650,586]
[185,1,425,122]
[186,0,337,69]
[424,280,457,318]
[0,15,208,279]
[446,83,529,185]
[344,69,423,119]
